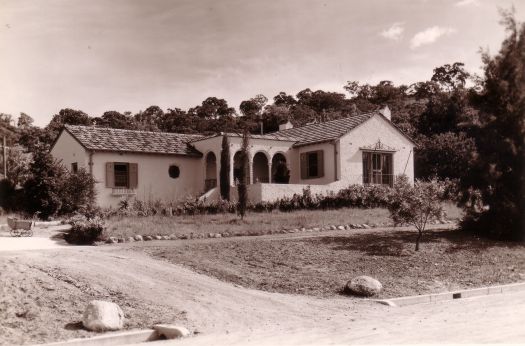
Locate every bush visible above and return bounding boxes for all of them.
[387,175,448,251]
[64,215,105,245]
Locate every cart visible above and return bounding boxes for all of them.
[7,217,34,237]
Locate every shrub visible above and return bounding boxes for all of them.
[64,215,105,245]
[387,175,448,251]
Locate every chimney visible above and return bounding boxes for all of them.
[379,105,391,121]
[279,120,293,131]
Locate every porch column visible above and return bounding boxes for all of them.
[268,162,272,183]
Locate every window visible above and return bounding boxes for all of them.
[362,152,393,186]
[300,150,324,179]
[106,162,138,189]
[71,162,78,173]
[114,163,129,187]
[168,165,180,179]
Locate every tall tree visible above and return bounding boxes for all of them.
[460,10,525,241]
[220,134,230,200]
[237,131,249,219]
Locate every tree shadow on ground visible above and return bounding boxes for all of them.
[302,229,524,257]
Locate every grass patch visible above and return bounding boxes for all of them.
[132,227,524,299]
[105,203,462,238]
[106,207,391,238]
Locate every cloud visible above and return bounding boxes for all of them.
[380,22,404,41]
[410,26,456,49]
[454,0,480,6]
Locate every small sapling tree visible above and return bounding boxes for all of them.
[237,131,249,219]
[220,134,230,200]
[388,175,448,251]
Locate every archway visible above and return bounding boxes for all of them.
[233,151,250,185]
[272,153,289,184]
[252,152,269,183]
[205,152,217,191]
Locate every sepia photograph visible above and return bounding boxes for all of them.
[0,0,524,345]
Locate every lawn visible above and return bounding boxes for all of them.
[105,203,462,239]
[131,227,525,299]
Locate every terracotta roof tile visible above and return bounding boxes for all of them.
[276,112,376,146]
[64,125,203,157]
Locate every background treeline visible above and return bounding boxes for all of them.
[0,11,523,241]
[2,60,476,182]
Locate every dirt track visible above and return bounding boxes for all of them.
[1,245,524,345]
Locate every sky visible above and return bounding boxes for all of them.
[1,0,524,127]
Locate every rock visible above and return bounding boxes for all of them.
[144,235,153,241]
[134,235,143,241]
[214,233,222,238]
[105,237,118,244]
[208,233,214,238]
[330,225,337,230]
[162,235,170,240]
[82,300,124,332]
[345,276,382,297]
[292,228,300,233]
[117,238,125,243]
[362,224,371,229]
[154,235,162,240]
[153,324,190,339]
[127,237,135,242]
[169,234,178,240]
[180,234,188,240]
[312,227,320,232]
[337,225,345,230]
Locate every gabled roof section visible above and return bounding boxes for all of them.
[190,132,299,143]
[63,125,203,157]
[276,112,376,147]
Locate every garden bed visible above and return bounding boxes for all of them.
[132,228,525,299]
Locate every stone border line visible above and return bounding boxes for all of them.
[373,282,525,307]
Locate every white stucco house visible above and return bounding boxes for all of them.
[50,107,414,208]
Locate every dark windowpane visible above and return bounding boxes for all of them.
[307,152,318,177]
[114,163,129,188]
[71,162,78,173]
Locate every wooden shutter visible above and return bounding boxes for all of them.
[105,162,114,188]
[300,153,307,179]
[129,163,138,189]
[317,150,324,178]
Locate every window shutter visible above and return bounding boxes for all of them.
[300,153,307,179]
[129,163,138,189]
[105,162,114,188]
[317,150,324,177]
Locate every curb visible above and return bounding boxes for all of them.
[37,329,158,346]
[372,282,525,307]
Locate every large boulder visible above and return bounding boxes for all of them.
[82,300,124,331]
[153,324,190,339]
[345,276,382,297]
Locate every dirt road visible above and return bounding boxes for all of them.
[1,245,524,345]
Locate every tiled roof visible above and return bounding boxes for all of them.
[64,125,203,157]
[190,132,300,143]
[276,112,376,147]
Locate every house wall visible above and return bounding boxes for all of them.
[338,114,415,184]
[50,130,89,171]
[288,142,336,185]
[90,152,203,208]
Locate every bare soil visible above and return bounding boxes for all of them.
[0,251,186,346]
[132,227,525,298]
